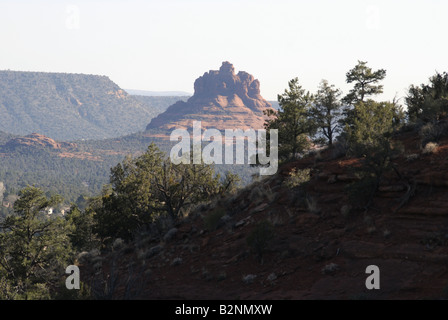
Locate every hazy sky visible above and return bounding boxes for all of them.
[0,0,447,102]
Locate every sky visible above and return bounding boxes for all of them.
[0,0,447,102]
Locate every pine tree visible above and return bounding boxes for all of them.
[344,100,399,208]
[343,61,386,105]
[310,80,343,146]
[264,78,315,161]
[406,71,448,123]
[0,186,73,299]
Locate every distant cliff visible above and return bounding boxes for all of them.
[146,62,273,131]
[0,71,173,141]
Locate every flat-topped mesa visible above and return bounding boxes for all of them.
[146,62,272,131]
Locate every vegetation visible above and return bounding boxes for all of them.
[203,207,226,231]
[343,100,403,208]
[246,220,275,263]
[0,187,74,299]
[310,80,343,146]
[1,61,448,299]
[0,131,256,210]
[284,168,311,189]
[0,144,116,206]
[91,143,239,243]
[264,77,315,161]
[406,71,448,123]
[332,61,405,209]
[0,70,187,140]
[342,60,387,105]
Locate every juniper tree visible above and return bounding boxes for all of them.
[92,143,230,243]
[344,100,401,208]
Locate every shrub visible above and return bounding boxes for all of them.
[419,122,448,146]
[246,220,275,263]
[170,257,183,266]
[217,272,227,282]
[345,176,377,209]
[112,238,125,251]
[247,180,276,204]
[405,153,419,162]
[248,183,264,205]
[203,207,226,231]
[242,274,257,284]
[330,136,349,159]
[284,168,311,189]
[321,263,339,275]
[306,195,320,214]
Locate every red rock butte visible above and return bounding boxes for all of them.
[146,61,273,132]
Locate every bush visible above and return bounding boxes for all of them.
[246,220,275,263]
[306,194,320,214]
[203,207,226,231]
[345,176,377,209]
[419,122,447,146]
[284,168,311,189]
[321,263,339,275]
[330,136,349,159]
[405,153,419,162]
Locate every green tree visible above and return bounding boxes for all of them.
[344,100,400,208]
[0,186,73,299]
[264,78,315,161]
[65,205,98,252]
[310,80,343,146]
[246,220,275,263]
[92,144,224,243]
[406,71,448,123]
[219,171,242,195]
[151,159,221,220]
[343,61,386,105]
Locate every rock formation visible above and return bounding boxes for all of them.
[4,133,76,151]
[146,61,273,131]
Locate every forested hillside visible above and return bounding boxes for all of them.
[0,71,183,141]
[0,130,257,210]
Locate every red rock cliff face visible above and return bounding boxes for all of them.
[146,62,273,131]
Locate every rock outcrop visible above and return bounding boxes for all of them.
[4,133,76,151]
[146,62,273,131]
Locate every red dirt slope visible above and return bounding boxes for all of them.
[83,127,448,300]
